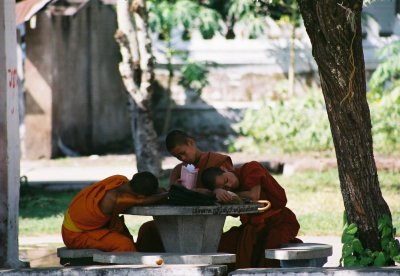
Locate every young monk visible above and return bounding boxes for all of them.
[136,129,234,252]
[166,129,233,191]
[202,161,302,269]
[62,172,167,252]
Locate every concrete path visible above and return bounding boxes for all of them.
[20,152,400,188]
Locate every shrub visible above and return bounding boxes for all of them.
[230,89,400,155]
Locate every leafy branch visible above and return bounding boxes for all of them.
[341,215,400,267]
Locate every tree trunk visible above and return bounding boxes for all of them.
[296,0,391,251]
[115,0,161,176]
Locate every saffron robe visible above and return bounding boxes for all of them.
[136,152,233,252]
[218,161,301,269]
[61,175,138,252]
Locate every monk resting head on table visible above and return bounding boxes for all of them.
[62,172,168,252]
[201,162,302,269]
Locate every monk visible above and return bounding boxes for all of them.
[136,129,233,252]
[62,172,167,252]
[202,161,302,269]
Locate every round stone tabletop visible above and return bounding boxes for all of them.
[124,203,261,216]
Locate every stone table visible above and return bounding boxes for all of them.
[124,204,262,254]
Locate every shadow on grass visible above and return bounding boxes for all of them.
[19,176,171,219]
[19,184,76,219]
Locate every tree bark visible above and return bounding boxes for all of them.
[115,0,161,176]
[296,0,391,251]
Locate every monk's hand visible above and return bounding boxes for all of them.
[214,188,232,203]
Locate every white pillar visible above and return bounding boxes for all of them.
[0,0,22,268]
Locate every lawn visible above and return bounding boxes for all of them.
[19,169,400,237]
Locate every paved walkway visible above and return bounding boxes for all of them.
[20,152,400,186]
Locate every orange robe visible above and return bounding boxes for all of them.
[218,161,301,269]
[136,152,233,252]
[61,175,138,252]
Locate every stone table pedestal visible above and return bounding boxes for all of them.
[125,204,261,253]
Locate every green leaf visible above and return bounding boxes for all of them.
[388,240,400,258]
[345,223,358,235]
[373,252,387,266]
[343,255,357,267]
[352,239,364,254]
[343,212,348,227]
[381,237,390,249]
[364,249,373,256]
[393,255,400,263]
[342,233,354,243]
[360,256,373,266]
[342,243,353,257]
[381,225,392,238]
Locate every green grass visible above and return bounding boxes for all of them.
[276,170,400,236]
[19,170,400,237]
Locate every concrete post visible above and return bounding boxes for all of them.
[0,0,22,268]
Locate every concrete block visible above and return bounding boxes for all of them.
[265,243,332,268]
[229,267,400,276]
[93,252,236,265]
[0,264,228,275]
[56,247,102,258]
[57,247,103,266]
[265,243,332,260]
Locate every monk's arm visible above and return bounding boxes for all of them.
[115,192,168,211]
[236,185,261,202]
[136,192,169,205]
[169,165,181,187]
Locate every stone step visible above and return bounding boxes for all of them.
[57,247,102,259]
[57,247,103,266]
[229,267,400,276]
[0,265,228,276]
[93,252,236,265]
[265,243,333,268]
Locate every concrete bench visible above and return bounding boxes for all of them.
[57,247,103,266]
[93,252,236,265]
[265,243,332,268]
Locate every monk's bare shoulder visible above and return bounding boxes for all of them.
[99,189,118,215]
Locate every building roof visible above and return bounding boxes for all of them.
[15,0,96,26]
[15,0,53,25]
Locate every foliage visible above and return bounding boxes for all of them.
[367,41,400,153]
[368,89,400,153]
[148,0,222,40]
[369,40,400,99]
[230,91,333,154]
[203,0,301,39]
[148,0,219,133]
[231,88,400,154]
[178,61,212,94]
[226,0,269,38]
[340,215,400,267]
